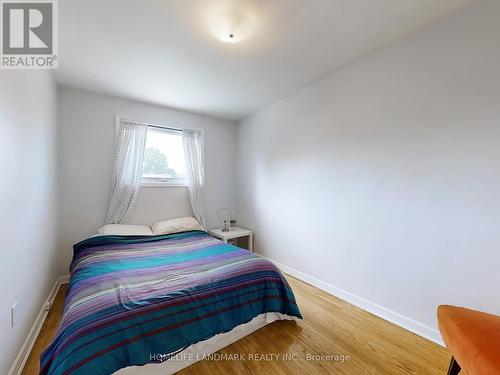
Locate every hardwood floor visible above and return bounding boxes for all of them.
[22,276,452,374]
[21,283,68,375]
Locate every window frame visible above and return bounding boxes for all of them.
[114,115,190,188]
[141,126,187,187]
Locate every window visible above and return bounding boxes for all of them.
[141,126,186,186]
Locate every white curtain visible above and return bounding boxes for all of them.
[105,120,147,224]
[182,129,207,230]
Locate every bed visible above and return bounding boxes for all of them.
[40,230,302,374]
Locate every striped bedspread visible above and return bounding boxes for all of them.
[41,230,302,374]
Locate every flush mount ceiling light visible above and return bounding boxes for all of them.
[208,8,254,44]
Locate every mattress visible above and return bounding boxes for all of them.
[41,230,302,374]
[117,312,297,374]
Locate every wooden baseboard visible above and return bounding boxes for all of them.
[272,259,445,346]
[8,275,70,375]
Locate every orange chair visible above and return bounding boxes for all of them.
[437,305,500,375]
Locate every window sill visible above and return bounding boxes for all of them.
[141,182,188,188]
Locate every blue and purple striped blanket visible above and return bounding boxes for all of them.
[41,230,301,374]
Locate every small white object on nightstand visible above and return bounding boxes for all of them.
[208,227,253,252]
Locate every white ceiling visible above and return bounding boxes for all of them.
[55,0,472,120]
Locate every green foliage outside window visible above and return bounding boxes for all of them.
[142,147,177,177]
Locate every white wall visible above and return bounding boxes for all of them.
[57,86,237,275]
[0,71,58,373]
[237,0,500,342]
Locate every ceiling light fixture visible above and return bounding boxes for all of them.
[208,8,254,44]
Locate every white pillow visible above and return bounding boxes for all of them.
[151,217,202,235]
[97,224,154,236]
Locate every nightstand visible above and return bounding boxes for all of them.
[208,227,253,252]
